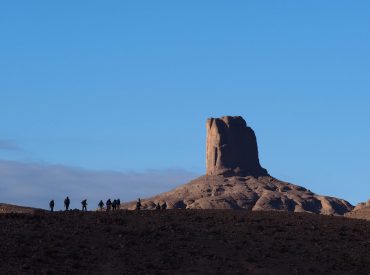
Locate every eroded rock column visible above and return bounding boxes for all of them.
[206,116,268,177]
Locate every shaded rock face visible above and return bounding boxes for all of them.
[206,116,267,177]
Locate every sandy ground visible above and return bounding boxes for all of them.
[0,210,369,275]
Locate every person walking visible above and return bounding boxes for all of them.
[136,198,141,210]
[106,199,112,211]
[98,200,104,211]
[49,200,55,212]
[81,199,88,212]
[112,199,117,211]
[64,196,70,211]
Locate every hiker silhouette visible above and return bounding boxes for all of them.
[64,196,70,211]
[98,200,104,211]
[49,200,55,212]
[81,199,88,211]
[136,198,141,210]
[106,199,112,211]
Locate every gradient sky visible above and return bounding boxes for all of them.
[1,1,369,208]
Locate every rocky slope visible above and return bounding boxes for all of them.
[345,199,370,220]
[123,175,353,215]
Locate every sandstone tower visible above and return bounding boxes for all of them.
[206,116,268,176]
[123,116,353,215]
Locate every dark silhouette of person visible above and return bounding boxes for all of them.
[81,199,88,211]
[64,196,70,211]
[112,199,117,211]
[136,198,141,210]
[116,199,121,210]
[98,200,104,211]
[106,199,112,211]
[155,203,160,210]
[161,201,167,210]
[49,200,55,212]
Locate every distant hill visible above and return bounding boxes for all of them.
[0,203,42,214]
[346,199,370,220]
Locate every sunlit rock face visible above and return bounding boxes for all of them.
[206,116,268,177]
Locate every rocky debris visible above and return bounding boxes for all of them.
[206,116,267,177]
[345,199,370,220]
[122,175,353,215]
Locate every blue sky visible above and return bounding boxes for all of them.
[0,1,369,208]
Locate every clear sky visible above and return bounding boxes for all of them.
[0,1,369,208]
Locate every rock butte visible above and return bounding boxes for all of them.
[206,116,268,177]
[123,116,353,215]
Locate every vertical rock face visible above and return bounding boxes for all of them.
[206,116,268,176]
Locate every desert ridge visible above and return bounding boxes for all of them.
[122,175,353,214]
[0,203,42,214]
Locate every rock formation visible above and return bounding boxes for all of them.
[123,175,353,215]
[345,199,370,220]
[206,116,268,177]
[123,116,353,215]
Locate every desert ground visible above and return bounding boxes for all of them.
[0,209,369,274]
